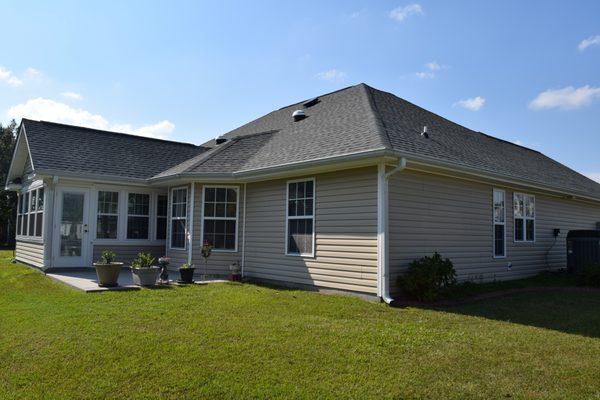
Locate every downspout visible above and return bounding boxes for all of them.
[187,182,195,265]
[377,157,407,304]
[241,182,247,277]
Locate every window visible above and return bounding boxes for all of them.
[127,193,150,239]
[23,191,29,236]
[170,187,187,249]
[17,187,44,238]
[202,187,238,251]
[16,194,22,236]
[156,194,168,240]
[493,189,505,258]
[286,179,314,256]
[34,188,44,237]
[514,193,535,242]
[97,191,119,239]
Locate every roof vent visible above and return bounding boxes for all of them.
[303,97,319,108]
[215,137,227,145]
[292,109,306,122]
[421,126,429,138]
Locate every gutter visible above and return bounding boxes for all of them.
[377,157,407,304]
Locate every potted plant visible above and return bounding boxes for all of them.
[130,252,160,286]
[93,250,123,287]
[179,263,195,284]
[229,261,241,282]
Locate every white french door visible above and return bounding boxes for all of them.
[53,187,90,267]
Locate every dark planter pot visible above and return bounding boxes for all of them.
[229,273,242,282]
[131,266,160,286]
[179,268,195,283]
[93,262,123,287]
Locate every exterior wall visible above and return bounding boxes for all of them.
[92,244,165,265]
[191,183,244,276]
[244,167,378,294]
[15,240,45,268]
[389,169,600,293]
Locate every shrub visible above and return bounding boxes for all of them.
[99,250,116,264]
[180,263,194,269]
[398,252,457,302]
[577,264,600,287]
[130,253,156,269]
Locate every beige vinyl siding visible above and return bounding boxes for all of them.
[15,240,45,268]
[165,184,190,268]
[92,244,165,265]
[389,169,600,293]
[244,167,378,294]
[191,183,243,276]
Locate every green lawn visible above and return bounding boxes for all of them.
[1,251,600,399]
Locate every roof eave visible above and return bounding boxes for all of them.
[396,150,600,204]
[148,148,396,185]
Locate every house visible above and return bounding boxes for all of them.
[6,83,600,302]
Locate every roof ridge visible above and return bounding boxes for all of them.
[276,84,358,111]
[359,84,393,149]
[24,119,199,147]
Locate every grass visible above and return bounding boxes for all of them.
[1,251,600,399]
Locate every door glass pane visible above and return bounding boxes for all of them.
[60,193,84,257]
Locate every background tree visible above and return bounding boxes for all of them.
[0,120,17,246]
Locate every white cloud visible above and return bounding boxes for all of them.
[61,91,83,101]
[529,85,600,110]
[578,35,600,52]
[454,96,486,111]
[425,61,441,71]
[415,61,446,79]
[316,69,347,83]
[585,173,600,183]
[6,98,175,139]
[23,67,41,79]
[415,71,435,79]
[0,67,23,87]
[0,66,44,87]
[389,4,423,22]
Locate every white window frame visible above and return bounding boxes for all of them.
[16,183,45,240]
[200,185,239,253]
[285,177,315,257]
[155,194,168,241]
[492,188,506,258]
[169,186,188,250]
[96,190,120,240]
[126,192,151,240]
[514,192,535,243]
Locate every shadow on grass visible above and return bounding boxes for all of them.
[434,288,600,338]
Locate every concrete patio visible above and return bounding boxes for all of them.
[45,269,229,292]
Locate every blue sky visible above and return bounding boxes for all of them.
[2,1,600,179]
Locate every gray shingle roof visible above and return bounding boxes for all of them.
[162,83,600,199]
[22,119,207,180]
[19,83,600,200]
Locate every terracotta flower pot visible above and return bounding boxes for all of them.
[179,268,195,284]
[93,262,124,287]
[131,266,160,286]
